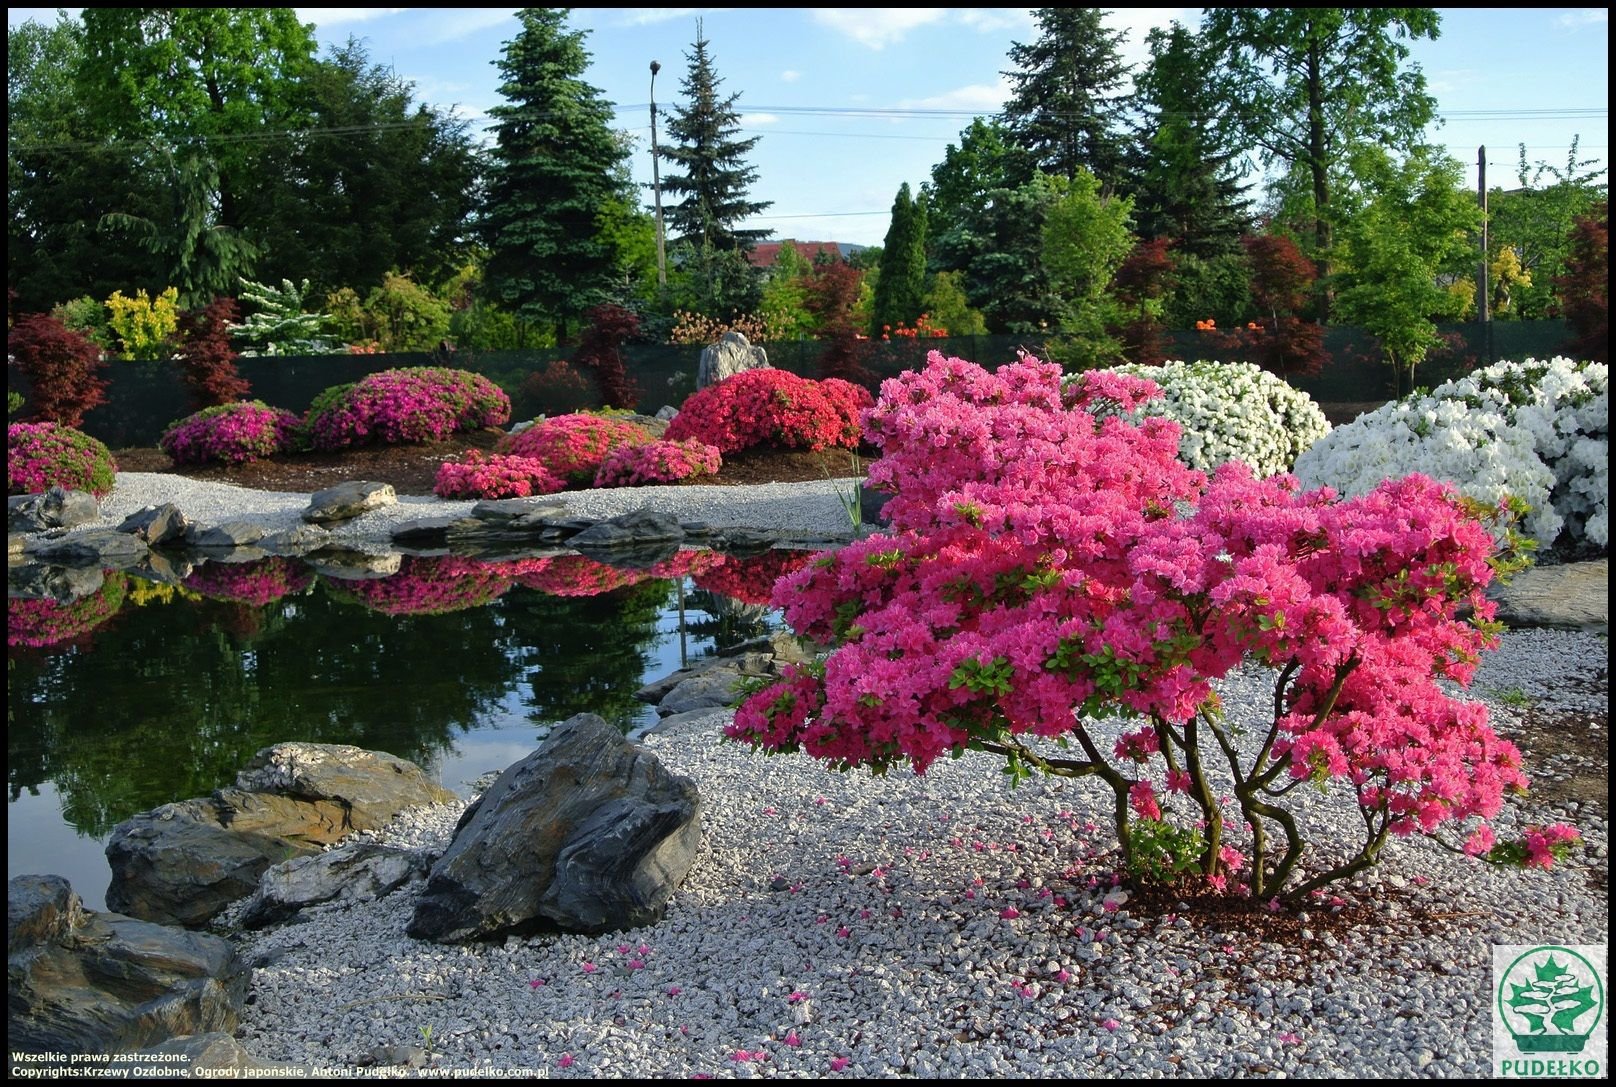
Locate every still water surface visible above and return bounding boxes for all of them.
[8,548,818,909]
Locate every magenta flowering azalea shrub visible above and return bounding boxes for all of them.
[159,401,301,465]
[692,548,824,607]
[728,350,1577,904]
[8,422,118,497]
[304,367,511,451]
[434,451,567,499]
[664,369,873,455]
[594,438,722,487]
[499,413,652,486]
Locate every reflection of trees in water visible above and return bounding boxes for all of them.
[7,581,524,837]
[507,579,673,732]
[684,586,777,648]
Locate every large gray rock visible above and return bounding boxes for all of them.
[117,503,190,547]
[408,714,702,941]
[7,875,248,1061]
[239,840,430,929]
[1488,557,1607,634]
[25,529,148,568]
[184,520,270,550]
[9,488,101,533]
[303,480,396,524]
[106,744,455,928]
[567,509,685,552]
[696,331,769,389]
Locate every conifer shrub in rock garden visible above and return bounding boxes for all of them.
[728,350,1579,906]
[8,421,118,497]
[159,401,302,465]
[664,369,873,455]
[1295,357,1608,553]
[1079,359,1332,477]
[302,367,511,451]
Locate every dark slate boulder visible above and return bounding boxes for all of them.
[24,530,148,568]
[566,509,686,553]
[238,840,431,929]
[8,487,100,534]
[408,713,702,942]
[7,875,247,1061]
[117,503,190,546]
[303,480,396,524]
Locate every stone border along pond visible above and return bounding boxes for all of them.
[6,474,1609,1077]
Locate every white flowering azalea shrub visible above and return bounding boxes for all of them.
[1076,360,1331,477]
[1294,357,1608,553]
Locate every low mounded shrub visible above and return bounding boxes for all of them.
[1294,357,1608,553]
[594,438,722,487]
[664,369,873,455]
[499,413,653,486]
[303,367,511,451]
[159,401,301,466]
[434,451,567,500]
[1076,359,1331,478]
[8,421,118,497]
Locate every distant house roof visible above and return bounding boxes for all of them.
[746,240,867,268]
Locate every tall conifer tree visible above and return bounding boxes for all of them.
[871,183,929,335]
[1001,8,1133,189]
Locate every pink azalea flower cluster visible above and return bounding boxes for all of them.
[594,438,722,487]
[304,367,510,451]
[7,575,127,648]
[729,350,1573,902]
[665,370,872,455]
[433,451,566,500]
[182,557,314,607]
[691,549,825,607]
[159,401,303,466]
[8,422,118,497]
[499,414,653,486]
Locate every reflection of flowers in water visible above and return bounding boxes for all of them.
[513,550,723,598]
[8,573,128,648]
[693,549,825,607]
[329,555,516,616]
[183,556,314,607]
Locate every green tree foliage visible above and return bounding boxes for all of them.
[1040,170,1137,368]
[1487,139,1609,319]
[667,242,763,322]
[230,279,339,356]
[1127,22,1255,327]
[104,287,181,360]
[927,119,1021,247]
[920,271,988,337]
[1202,8,1443,305]
[759,241,817,340]
[658,19,772,253]
[1001,8,1133,189]
[933,174,1070,335]
[870,184,930,335]
[481,8,631,341]
[1332,146,1482,395]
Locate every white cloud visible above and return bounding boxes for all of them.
[294,8,408,27]
[953,8,1035,35]
[608,8,715,28]
[1104,8,1196,69]
[741,112,781,126]
[415,9,519,42]
[1554,9,1608,28]
[780,69,802,83]
[899,77,1014,114]
[810,8,947,50]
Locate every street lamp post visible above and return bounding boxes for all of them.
[649,60,667,288]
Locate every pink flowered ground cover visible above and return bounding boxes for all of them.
[8,421,118,497]
[304,367,510,451]
[8,575,127,648]
[664,370,872,455]
[159,401,302,466]
[498,414,652,487]
[595,439,722,487]
[728,351,1578,903]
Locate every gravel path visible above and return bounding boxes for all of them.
[226,630,1608,1079]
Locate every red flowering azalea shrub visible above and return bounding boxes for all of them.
[326,555,515,616]
[7,312,109,427]
[499,414,652,487]
[434,450,567,499]
[594,438,722,487]
[8,574,127,648]
[304,367,511,450]
[729,351,1577,903]
[8,422,118,497]
[664,369,873,455]
[159,401,301,466]
[692,548,824,606]
[183,556,314,606]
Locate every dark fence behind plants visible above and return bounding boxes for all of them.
[14,320,1573,449]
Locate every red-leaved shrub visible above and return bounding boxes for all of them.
[175,297,251,408]
[7,313,109,427]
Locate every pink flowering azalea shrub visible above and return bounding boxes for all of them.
[434,451,567,499]
[304,367,510,451]
[159,401,301,465]
[499,414,652,486]
[8,422,118,497]
[183,557,314,607]
[594,438,722,487]
[7,574,127,648]
[664,369,873,455]
[728,350,1578,903]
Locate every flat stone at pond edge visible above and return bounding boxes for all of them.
[10,488,100,533]
[25,529,149,567]
[116,503,190,546]
[1488,558,1607,634]
[303,480,396,524]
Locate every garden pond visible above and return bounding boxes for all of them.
[7,546,824,910]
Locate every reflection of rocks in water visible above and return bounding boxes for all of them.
[710,595,771,626]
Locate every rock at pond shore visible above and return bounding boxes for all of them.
[1488,557,1608,634]
[24,529,149,568]
[697,330,769,390]
[106,744,455,928]
[239,840,431,929]
[117,503,190,547]
[9,487,100,534]
[408,713,702,942]
[303,480,397,524]
[7,875,247,1061]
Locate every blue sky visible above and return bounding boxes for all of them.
[10,7,1609,248]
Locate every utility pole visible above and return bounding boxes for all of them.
[650,60,668,288]
[1478,146,1491,365]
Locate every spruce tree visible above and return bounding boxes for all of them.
[1001,8,1133,189]
[871,183,929,335]
[659,19,773,253]
[481,8,629,340]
